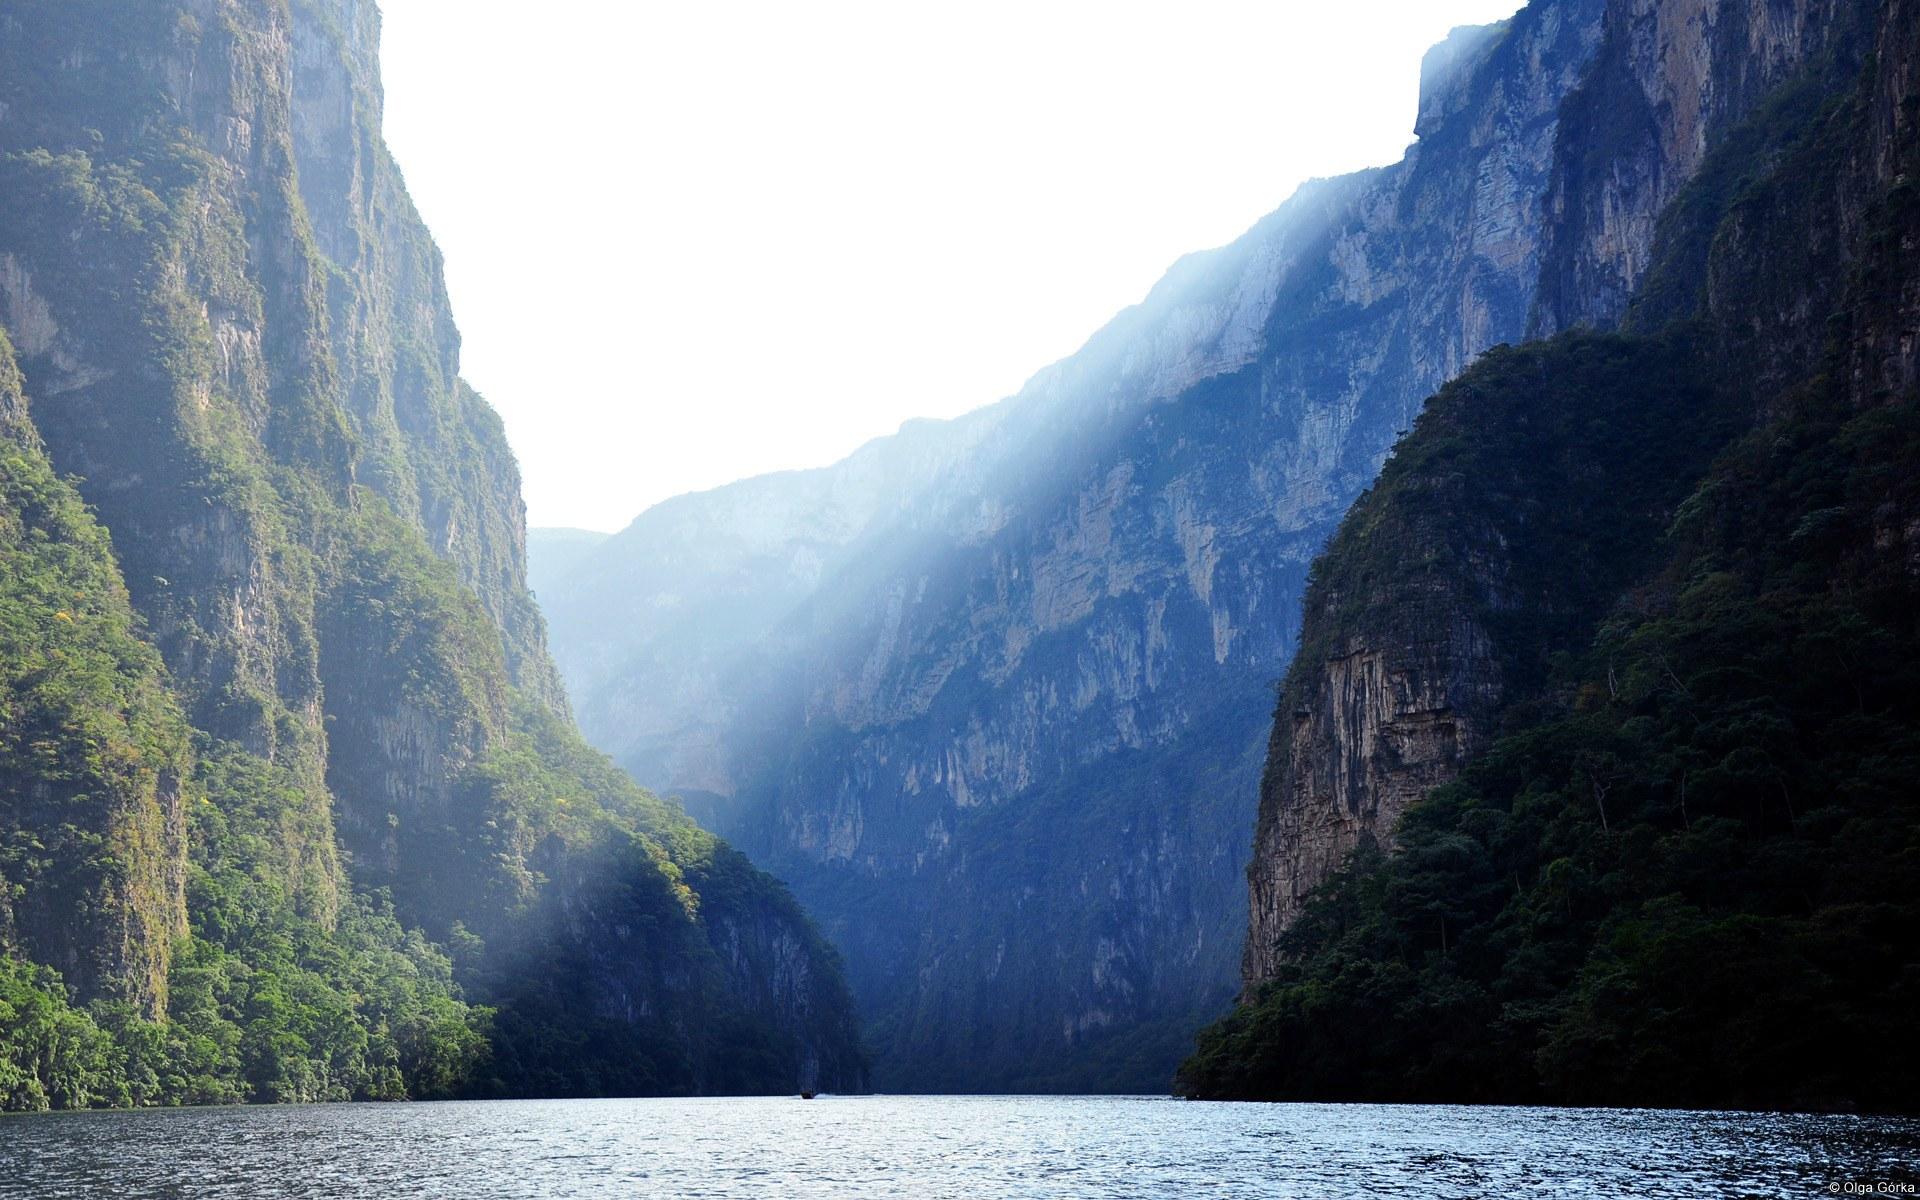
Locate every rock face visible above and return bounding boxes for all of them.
[1244,606,1501,983]
[1244,0,1907,988]
[542,0,1608,1088]
[0,0,862,1095]
[0,329,191,1015]
[1184,0,1920,1107]
[1533,0,1862,334]
[288,0,566,714]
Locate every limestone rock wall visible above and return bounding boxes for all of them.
[1533,0,1862,333]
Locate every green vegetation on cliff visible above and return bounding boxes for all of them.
[0,891,491,1110]
[1181,15,1920,1110]
[0,330,191,1015]
[1180,347,1920,1110]
[0,0,864,1108]
[461,700,868,1098]
[0,332,491,1110]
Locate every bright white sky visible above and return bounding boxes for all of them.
[378,0,1523,532]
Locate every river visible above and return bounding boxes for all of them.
[2,1094,1915,1197]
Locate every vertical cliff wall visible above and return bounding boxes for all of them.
[1532,0,1866,333]
[1242,332,1729,980]
[286,0,566,713]
[0,329,191,1015]
[1192,0,1918,1107]
[1243,0,1905,986]
[0,0,863,1102]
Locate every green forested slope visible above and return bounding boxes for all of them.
[0,326,489,1107]
[0,327,192,1026]
[1182,4,1920,1110]
[0,0,863,1108]
[1180,337,1920,1109]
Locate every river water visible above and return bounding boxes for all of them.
[2,1095,1915,1197]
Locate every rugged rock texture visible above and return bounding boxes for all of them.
[288,0,566,714]
[1533,0,1865,333]
[1241,331,1727,982]
[1245,607,1500,982]
[1848,0,1920,404]
[0,329,191,1015]
[0,0,862,1098]
[1187,0,1920,1107]
[542,0,1609,1089]
[0,0,345,841]
[1244,0,1906,989]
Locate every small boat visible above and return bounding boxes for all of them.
[800,1090,816,1100]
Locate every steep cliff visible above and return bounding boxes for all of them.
[541,0,1610,1089]
[287,0,565,713]
[1243,333,1735,978]
[0,329,190,1017]
[1533,0,1867,334]
[1193,0,1919,1109]
[1243,0,1885,987]
[0,0,861,1108]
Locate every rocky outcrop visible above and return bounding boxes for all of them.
[1192,0,1920,1106]
[1849,0,1920,404]
[0,0,349,927]
[0,330,191,1015]
[1245,611,1500,981]
[542,0,1608,1089]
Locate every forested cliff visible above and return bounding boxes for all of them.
[0,0,862,1109]
[1187,0,1920,1109]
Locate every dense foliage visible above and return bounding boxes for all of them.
[0,426,859,1108]
[0,362,192,1011]
[1181,28,1920,1109]
[0,895,490,1112]
[0,346,491,1109]
[1179,378,1920,1110]
[0,451,489,1109]
[459,700,867,1098]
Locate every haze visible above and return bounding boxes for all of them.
[377,0,1525,532]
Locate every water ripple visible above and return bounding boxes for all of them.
[0,1095,1915,1198]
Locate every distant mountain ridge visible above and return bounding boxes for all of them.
[540,0,1612,1090]
[528,528,610,603]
